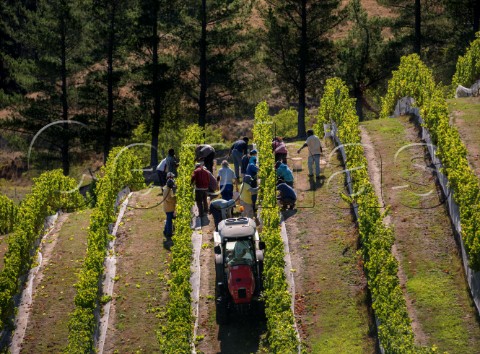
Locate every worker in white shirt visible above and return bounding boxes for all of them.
[297,129,323,178]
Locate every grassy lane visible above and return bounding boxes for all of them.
[104,188,169,353]
[448,97,480,177]
[22,210,91,353]
[285,141,375,353]
[362,116,480,353]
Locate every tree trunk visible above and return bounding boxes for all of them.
[414,0,421,54]
[297,0,307,138]
[474,0,480,33]
[104,3,116,163]
[150,0,160,167]
[199,0,207,127]
[60,14,69,176]
[353,85,364,121]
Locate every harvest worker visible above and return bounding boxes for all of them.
[165,148,179,177]
[245,156,259,210]
[297,129,323,178]
[163,173,177,242]
[195,144,216,174]
[217,160,236,201]
[229,136,249,179]
[191,162,210,219]
[275,161,294,187]
[273,137,288,163]
[239,175,258,218]
[241,149,255,179]
[277,182,297,210]
[156,156,167,187]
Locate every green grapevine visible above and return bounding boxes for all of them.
[66,147,145,353]
[0,194,17,234]
[382,54,480,270]
[452,33,480,95]
[159,124,203,354]
[254,102,299,353]
[0,170,83,331]
[319,78,422,353]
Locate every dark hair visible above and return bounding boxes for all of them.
[243,136,249,142]
[307,129,314,136]
[168,148,175,156]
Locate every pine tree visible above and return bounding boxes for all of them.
[82,0,138,162]
[338,0,391,120]
[181,0,256,126]
[262,0,342,137]
[1,0,86,175]
[134,0,180,166]
[0,1,38,100]
[379,0,456,80]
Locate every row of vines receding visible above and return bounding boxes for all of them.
[0,170,83,332]
[381,54,480,271]
[0,194,17,235]
[66,147,144,353]
[158,124,203,354]
[253,101,299,353]
[317,77,433,353]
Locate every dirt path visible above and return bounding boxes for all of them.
[360,126,427,345]
[284,141,375,353]
[195,203,266,354]
[448,97,480,178]
[21,210,90,353]
[362,116,480,353]
[103,189,169,353]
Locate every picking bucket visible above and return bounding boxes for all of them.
[291,157,302,171]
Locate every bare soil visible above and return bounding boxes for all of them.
[103,189,169,353]
[21,210,90,353]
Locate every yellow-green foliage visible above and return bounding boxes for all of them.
[159,124,203,354]
[67,147,145,353]
[0,194,17,234]
[0,170,83,331]
[322,78,419,353]
[383,55,480,270]
[254,102,299,353]
[452,33,480,94]
[380,54,436,119]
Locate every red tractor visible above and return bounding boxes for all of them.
[213,217,265,324]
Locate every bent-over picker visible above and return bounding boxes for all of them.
[213,217,265,324]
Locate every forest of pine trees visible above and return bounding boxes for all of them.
[0,0,478,174]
